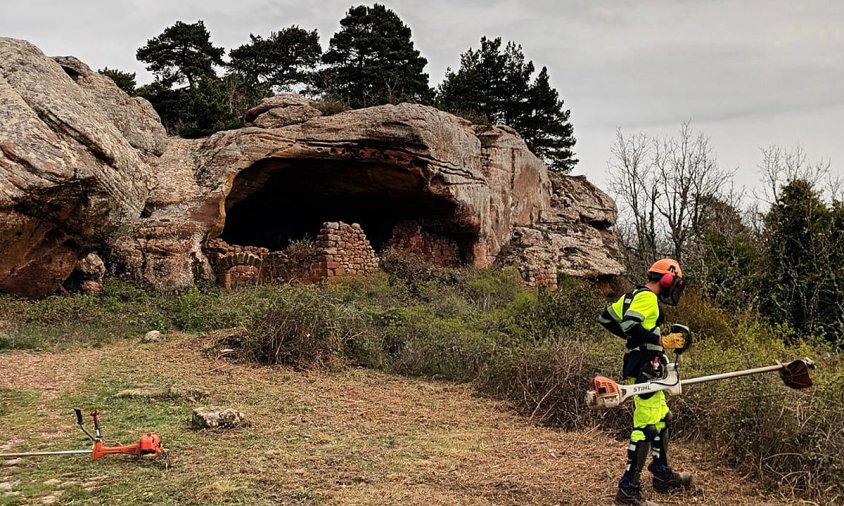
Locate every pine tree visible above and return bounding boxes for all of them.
[136,20,225,88]
[175,75,241,137]
[437,37,509,123]
[319,4,431,108]
[98,67,137,95]
[228,26,322,93]
[135,20,237,137]
[437,38,577,172]
[521,67,577,172]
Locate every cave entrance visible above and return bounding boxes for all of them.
[219,158,476,262]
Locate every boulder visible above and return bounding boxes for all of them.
[244,94,322,128]
[191,407,250,429]
[0,38,154,297]
[142,330,163,343]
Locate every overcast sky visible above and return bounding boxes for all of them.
[1,0,842,195]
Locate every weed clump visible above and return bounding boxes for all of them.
[239,287,351,369]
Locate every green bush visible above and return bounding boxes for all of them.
[660,292,844,500]
[237,286,352,369]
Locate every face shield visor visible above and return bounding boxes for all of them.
[658,275,685,306]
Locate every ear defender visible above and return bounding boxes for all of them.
[659,272,675,288]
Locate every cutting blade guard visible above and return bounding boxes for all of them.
[780,358,815,389]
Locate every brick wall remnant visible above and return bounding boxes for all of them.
[205,239,267,289]
[206,222,380,288]
[386,221,462,267]
[316,222,378,279]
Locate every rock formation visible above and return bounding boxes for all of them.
[0,38,623,297]
[496,173,622,288]
[0,38,164,297]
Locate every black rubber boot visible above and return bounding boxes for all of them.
[616,441,658,505]
[649,426,693,493]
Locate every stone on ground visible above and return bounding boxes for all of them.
[191,407,250,429]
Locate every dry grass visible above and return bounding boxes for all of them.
[0,335,810,505]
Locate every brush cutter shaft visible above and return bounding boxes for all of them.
[586,358,816,409]
[681,363,787,385]
[1,450,91,458]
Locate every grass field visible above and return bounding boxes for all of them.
[0,334,799,505]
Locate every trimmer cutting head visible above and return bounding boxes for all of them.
[779,358,815,389]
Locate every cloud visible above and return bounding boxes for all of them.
[0,0,841,192]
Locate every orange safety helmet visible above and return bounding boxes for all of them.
[648,259,683,278]
[647,258,685,305]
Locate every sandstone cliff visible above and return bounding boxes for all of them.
[0,38,165,297]
[0,38,622,297]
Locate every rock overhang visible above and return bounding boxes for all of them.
[0,38,623,296]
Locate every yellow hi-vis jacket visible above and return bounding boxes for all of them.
[597,287,665,379]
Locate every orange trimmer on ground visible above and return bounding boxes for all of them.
[0,408,167,462]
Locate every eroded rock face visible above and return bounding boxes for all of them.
[0,39,622,296]
[495,173,624,288]
[113,96,560,289]
[52,56,167,157]
[107,93,624,290]
[0,38,157,297]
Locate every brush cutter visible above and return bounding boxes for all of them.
[0,408,167,462]
[586,325,816,409]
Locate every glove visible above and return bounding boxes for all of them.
[660,332,686,350]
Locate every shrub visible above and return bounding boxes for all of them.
[480,338,625,429]
[312,97,351,116]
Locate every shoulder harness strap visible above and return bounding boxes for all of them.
[621,287,648,317]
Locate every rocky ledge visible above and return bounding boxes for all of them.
[0,37,622,297]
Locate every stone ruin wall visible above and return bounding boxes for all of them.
[205,221,380,288]
[204,240,269,289]
[519,264,559,290]
[317,222,379,279]
[385,222,462,267]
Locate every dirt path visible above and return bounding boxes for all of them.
[0,337,796,505]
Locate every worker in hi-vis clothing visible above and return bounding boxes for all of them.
[597,259,693,506]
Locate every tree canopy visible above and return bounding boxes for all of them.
[520,67,577,172]
[123,10,579,160]
[319,4,432,108]
[98,67,137,95]
[228,26,322,93]
[136,20,225,88]
[135,20,236,137]
[762,179,844,339]
[437,37,577,172]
